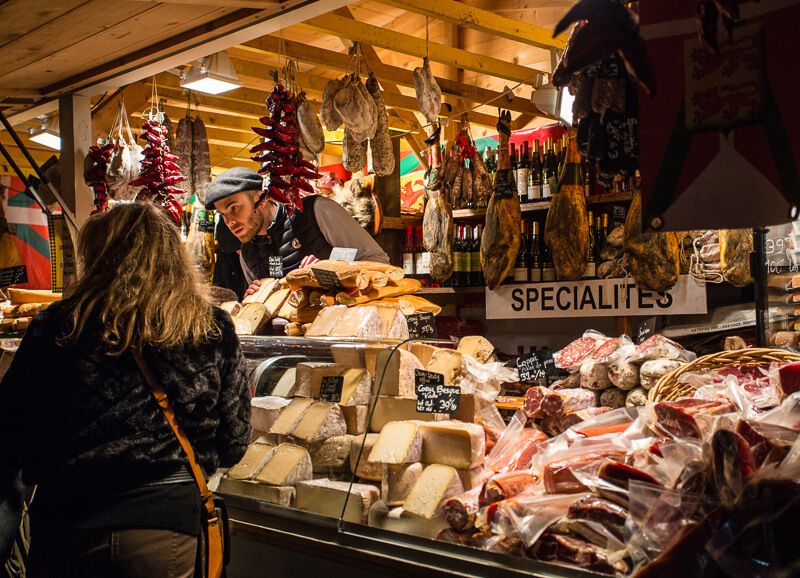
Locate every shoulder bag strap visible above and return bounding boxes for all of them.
[130,348,216,518]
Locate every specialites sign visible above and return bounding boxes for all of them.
[486,275,707,319]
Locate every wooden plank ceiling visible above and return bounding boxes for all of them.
[0,0,574,177]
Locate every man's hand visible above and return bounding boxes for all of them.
[299,255,320,269]
[244,279,261,297]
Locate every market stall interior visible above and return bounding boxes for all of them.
[2,0,800,577]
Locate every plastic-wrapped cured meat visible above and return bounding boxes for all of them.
[542,388,596,417]
[555,335,603,370]
[478,472,538,507]
[719,228,753,287]
[442,486,481,532]
[623,190,680,292]
[558,407,612,432]
[545,129,590,280]
[529,534,629,575]
[608,360,639,391]
[580,361,612,391]
[597,460,661,491]
[711,428,755,508]
[639,359,682,390]
[365,74,394,177]
[490,429,547,473]
[567,496,627,540]
[653,399,736,440]
[191,117,211,204]
[634,334,692,363]
[599,388,626,409]
[543,452,625,494]
[524,386,551,418]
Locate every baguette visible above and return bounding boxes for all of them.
[7,289,61,304]
[3,302,49,318]
[285,260,369,289]
[336,278,421,306]
[284,322,304,336]
[397,295,442,316]
[11,317,31,332]
[350,261,404,282]
[366,271,389,288]
[288,306,322,324]
[287,288,311,309]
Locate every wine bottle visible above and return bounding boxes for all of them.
[514,221,529,283]
[452,225,463,288]
[583,211,597,279]
[542,229,556,282]
[517,142,530,205]
[402,225,415,279]
[473,225,484,287]
[528,139,542,203]
[541,140,553,199]
[462,226,473,287]
[529,221,542,283]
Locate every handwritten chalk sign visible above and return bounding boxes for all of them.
[0,266,27,287]
[329,247,358,262]
[318,375,343,403]
[407,312,437,339]
[415,369,460,414]
[268,256,283,279]
[515,349,556,383]
[312,267,345,290]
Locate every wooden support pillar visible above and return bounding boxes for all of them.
[374,137,403,266]
[59,93,94,227]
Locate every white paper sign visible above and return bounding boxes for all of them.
[485,275,707,319]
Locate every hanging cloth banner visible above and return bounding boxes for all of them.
[639,0,800,232]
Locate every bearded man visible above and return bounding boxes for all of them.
[204,167,388,296]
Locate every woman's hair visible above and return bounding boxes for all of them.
[63,202,219,354]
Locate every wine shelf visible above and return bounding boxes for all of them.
[451,192,633,219]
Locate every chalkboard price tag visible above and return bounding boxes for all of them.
[515,348,557,383]
[636,317,657,345]
[329,247,358,262]
[407,312,437,339]
[0,266,27,287]
[268,256,283,279]
[414,369,460,414]
[318,375,343,403]
[312,267,345,290]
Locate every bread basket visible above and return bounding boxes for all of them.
[648,348,800,403]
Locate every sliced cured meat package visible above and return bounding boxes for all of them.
[489,429,547,473]
[711,429,755,508]
[566,496,628,540]
[523,386,552,418]
[479,472,538,507]
[558,407,612,433]
[542,388,596,417]
[529,533,629,575]
[555,335,604,369]
[442,486,482,532]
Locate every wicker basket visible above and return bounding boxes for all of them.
[648,347,800,403]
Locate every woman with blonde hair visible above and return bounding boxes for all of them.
[0,202,251,577]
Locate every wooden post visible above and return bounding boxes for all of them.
[59,93,94,227]
[374,137,403,266]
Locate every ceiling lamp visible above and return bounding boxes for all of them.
[531,83,574,127]
[28,116,60,150]
[180,52,242,95]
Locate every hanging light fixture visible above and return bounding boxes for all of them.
[28,116,61,150]
[531,83,574,127]
[180,51,243,95]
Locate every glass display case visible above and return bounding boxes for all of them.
[218,335,607,578]
[761,221,800,347]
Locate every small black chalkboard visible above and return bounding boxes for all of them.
[198,219,215,233]
[268,256,283,279]
[0,266,27,287]
[329,247,357,262]
[407,312,437,339]
[319,375,343,403]
[637,317,657,345]
[493,179,516,200]
[415,369,460,414]
[312,267,345,290]
[516,348,557,383]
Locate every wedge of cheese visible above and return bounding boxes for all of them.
[239,303,268,333]
[409,342,441,369]
[402,464,464,519]
[308,435,353,473]
[369,396,443,433]
[368,500,449,539]
[290,402,346,443]
[220,301,242,316]
[331,344,384,377]
[349,433,381,481]
[295,362,347,398]
[456,335,496,363]
[295,479,380,524]
[457,466,488,491]
[368,421,423,464]
[305,305,348,337]
[254,443,312,486]
[217,477,295,507]
[454,393,493,425]
[376,307,409,339]
[264,287,291,319]
[426,350,467,387]
[336,368,372,406]
[382,462,423,506]
[270,368,297,398]
[341,405,368,435]
[329,306,382,338]
[242,278,279,304]
[227,441,277,480]
[250,396,292,432]
[268,398,315,436]
[417,421,486,470]
[373,348,423,397]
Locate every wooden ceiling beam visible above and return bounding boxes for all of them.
[231,34,541,116]
[297,12,546,87]
[128,0,281,6]
[370,0,565,51]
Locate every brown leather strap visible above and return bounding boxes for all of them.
[131,348,217,520]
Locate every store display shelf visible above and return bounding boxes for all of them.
[416,286,485,295]
[452,192,633,219]
[383,214,423,230]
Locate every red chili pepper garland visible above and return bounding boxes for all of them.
[85,141,115,215]
[129,118,185,223]
[251,83,322,216]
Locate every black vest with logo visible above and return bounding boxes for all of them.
[240,196,333,278]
